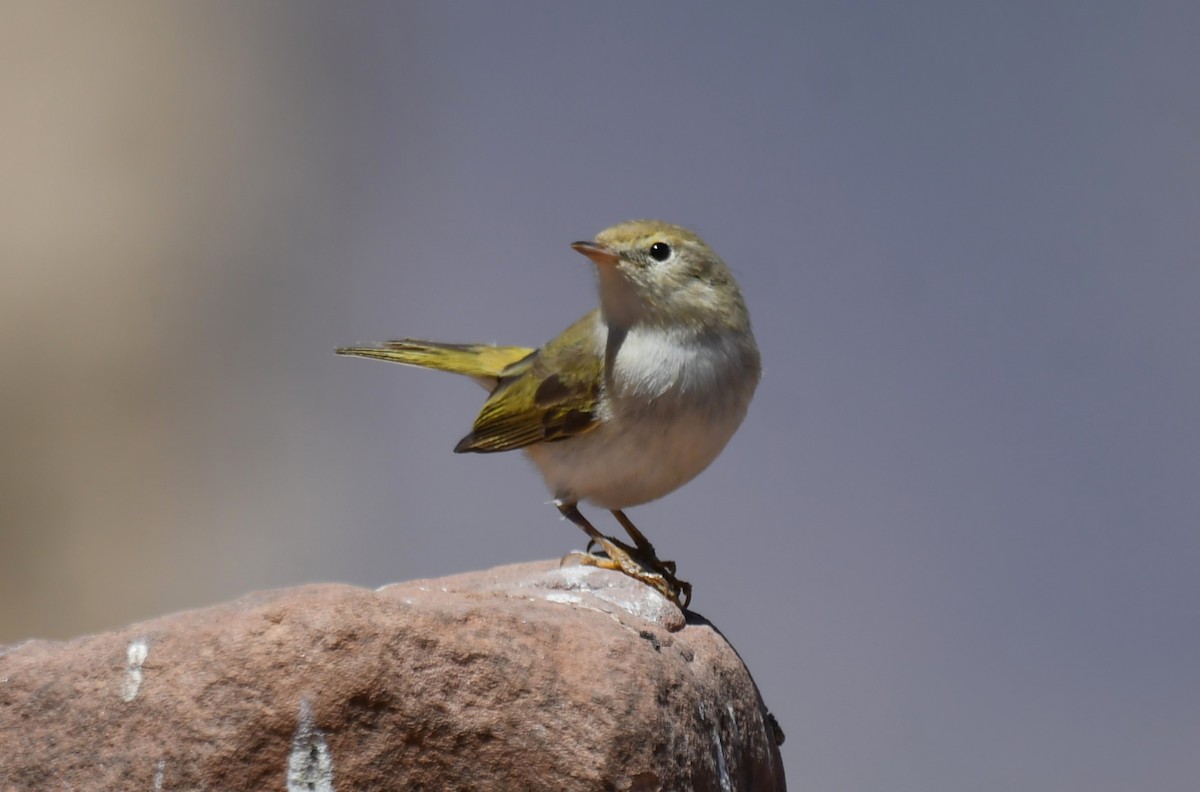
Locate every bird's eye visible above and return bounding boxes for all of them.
[649,241,672,262]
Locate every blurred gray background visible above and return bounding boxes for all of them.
[3,2,1198,789]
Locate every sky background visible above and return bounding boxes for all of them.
[3,2,1199,790]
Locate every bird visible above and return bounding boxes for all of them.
[336,220,760,607]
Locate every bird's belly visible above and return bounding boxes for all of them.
[524,404,746,509]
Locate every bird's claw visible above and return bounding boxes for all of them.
[578,536,691,609]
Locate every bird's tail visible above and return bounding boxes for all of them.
[336,339,535,385]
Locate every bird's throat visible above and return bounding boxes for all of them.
[595,266,643,330]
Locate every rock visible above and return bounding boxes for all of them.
[0,559,785,791]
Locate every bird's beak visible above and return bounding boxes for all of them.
[571,240,619,267]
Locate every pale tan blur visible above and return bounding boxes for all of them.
[0,2,401,640]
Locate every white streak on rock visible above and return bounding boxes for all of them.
[725,703,740,744]
[713,727,732,792]
[699,703,734,792]
[544,592,582,604]
[287,699,334,792]
[153,758,165,790]
[553,565,594,586]
[120,639,148,702]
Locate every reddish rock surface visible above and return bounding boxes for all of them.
[0,559,785,791]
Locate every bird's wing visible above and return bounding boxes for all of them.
[454,312,603,453]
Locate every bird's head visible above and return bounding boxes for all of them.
[571,220,750,334]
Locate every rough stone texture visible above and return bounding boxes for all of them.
[0,559,785,791]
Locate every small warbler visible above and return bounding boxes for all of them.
[337,220,760,607]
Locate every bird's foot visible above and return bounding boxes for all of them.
[576,536,691,609]
[584,537,677,577]
[555,501,690,608]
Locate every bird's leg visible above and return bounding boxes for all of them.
[611,509,690,607]
[556,501,687,608]
[557,505,636,558]
[556,501,640,562]
[583,535,640,559]
[611,509,676,575]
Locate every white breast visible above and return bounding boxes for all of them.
[525,323,760,509]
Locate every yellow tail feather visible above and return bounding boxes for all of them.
[335,340,535,383]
